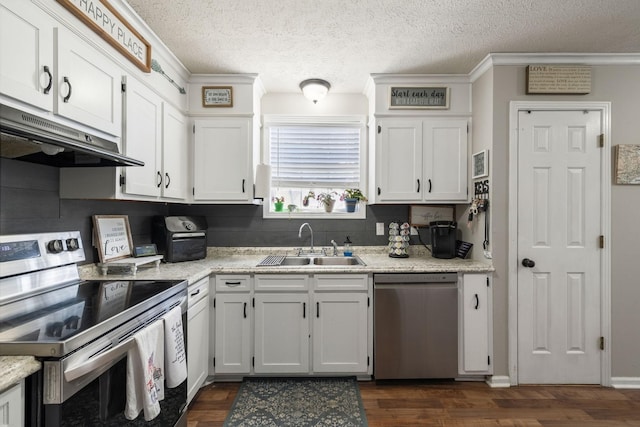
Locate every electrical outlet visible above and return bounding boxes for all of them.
[376,222,385,236]
[410,226,419,235]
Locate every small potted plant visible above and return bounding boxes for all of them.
[302,190,315,207]
[316,191,338,212]
[272,196,285,212]
[342,188,367,212]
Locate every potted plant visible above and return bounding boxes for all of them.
[302,190,315,207]
[342,188,367,212]
[316,191,338,212]
[272,196,285,212]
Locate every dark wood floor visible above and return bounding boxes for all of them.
[187,380,640,426]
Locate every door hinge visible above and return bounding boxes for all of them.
[598,134,604,148]
[119,175,125,186]
[121,83,126,93]
[599,235,605,249]
[599,336,605,350]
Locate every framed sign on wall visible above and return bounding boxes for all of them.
[202,86,233,107]
[389,86,449,109]
[472,149,489,179]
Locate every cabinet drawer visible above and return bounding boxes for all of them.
[313,274,369,291]
[215,275,251,292]
[255,274,309,291]
[188,277,209,308]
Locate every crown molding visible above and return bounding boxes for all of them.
[470,53,640,82]
[189,74,260,85]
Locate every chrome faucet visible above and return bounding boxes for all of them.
[330,239,339,256]
[298,223,314,254]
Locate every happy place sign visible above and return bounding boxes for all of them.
[57,0,151,72]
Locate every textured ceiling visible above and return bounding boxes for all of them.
[125,0,640,94]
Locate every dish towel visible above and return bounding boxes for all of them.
[163,306,187,388]
[125,319,165,421]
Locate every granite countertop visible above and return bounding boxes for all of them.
[0,356,40,393]
[1,246,492,387]
[78,245,494,284]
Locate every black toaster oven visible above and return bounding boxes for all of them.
[152,216,208,262]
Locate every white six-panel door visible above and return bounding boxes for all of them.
[517,110,602,384]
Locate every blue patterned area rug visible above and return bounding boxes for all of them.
[223,377,368,427]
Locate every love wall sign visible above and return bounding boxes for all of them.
[93,215,134,262]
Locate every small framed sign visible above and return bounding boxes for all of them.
[389,86,449,109]
[92,215,133,263]
[409,205,455,227]
[202,86,233,107]
[472,149,489,179]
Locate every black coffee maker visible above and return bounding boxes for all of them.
[429,221,457,259]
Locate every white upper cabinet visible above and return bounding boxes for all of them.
[122,75,162,197]
[55,27,122,136]
[374,118,468,203]
[193,118,253,202]
[161,103,188,200]
[0,0,54,111]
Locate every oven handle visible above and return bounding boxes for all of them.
[63,337,135,382]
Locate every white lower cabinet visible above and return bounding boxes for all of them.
[254,293,310,373]
[312,292,368,373]
[213,276,252,375]
[187,277,209,404]
[459,273,493,375]
[0,380,24,427]
[211,273,371,377]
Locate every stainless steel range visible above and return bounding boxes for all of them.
[0,231,188,426]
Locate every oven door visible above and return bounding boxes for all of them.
[167,233,206,262]
[26,307,188,426]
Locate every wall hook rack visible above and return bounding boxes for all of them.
[151,59,186,94]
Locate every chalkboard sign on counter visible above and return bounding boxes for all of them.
[389,86,449,109]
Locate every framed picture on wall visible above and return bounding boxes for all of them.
[472,149,489,179]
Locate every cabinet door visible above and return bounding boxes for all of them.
[423,119,468,201]
[313,293,368,373]
[162,103,188,200]
[214,293,251,374]
[459,274,493,375]
[55,27,122,136]
[376,119,423,202]
[0,380,24,427]
[121,76,162,197]
[254,293,309,374]
[187,288,209,404]
[193,118,252,202]
[0,1,54,111]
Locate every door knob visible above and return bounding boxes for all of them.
[522,258,535,268]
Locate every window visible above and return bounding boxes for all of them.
[263,116,367,219]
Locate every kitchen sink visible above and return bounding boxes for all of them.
[313,256,365,266]
[257,255,365,267]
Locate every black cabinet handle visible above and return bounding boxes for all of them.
[377,187,381,196]
[417,179,420,193]
[428,179,432,193]
[63,77,72,103]
[157,171,162,188]
[316,302,320,318]
[43,66,52,94]
[190,289,200,297]
[243,302,247,318]
[242,179,245,193]
[474,294,479,310]
[225,281,241,286]
[165,173,170,189]
[303,302,306,319]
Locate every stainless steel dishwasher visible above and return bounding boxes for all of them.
[374,273,458,379]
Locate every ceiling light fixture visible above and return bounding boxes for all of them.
[299,79,331,104]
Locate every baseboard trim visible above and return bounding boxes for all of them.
[486,375,511,388]
[611,377,640,389]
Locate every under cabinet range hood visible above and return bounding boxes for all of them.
[0,105,144,167]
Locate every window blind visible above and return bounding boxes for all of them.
[269,126,361,188]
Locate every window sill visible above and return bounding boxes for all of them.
[263,206,366,220]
